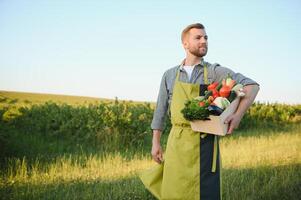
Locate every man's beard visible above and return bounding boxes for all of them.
[189,46,208,57]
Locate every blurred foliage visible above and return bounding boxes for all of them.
[0,98,300,153]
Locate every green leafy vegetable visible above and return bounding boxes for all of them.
[181,99,210,121]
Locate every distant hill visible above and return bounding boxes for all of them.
[0,90,154,107]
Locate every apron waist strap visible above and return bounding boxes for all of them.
[173,123,209,138]
[172,123,191,128]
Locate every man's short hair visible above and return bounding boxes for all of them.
[181,23,205,43]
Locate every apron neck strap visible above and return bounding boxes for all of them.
[203,63,208,84]
[176,63,208,84]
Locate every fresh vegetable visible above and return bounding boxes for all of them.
[228,90,237,102]
[207,82,219,90]
[213,97,224,109]
[213,97,230,110]
[212,89,219,98]
[231,84,245,97]
[222,79,226,86]
[208,105,224,116]
[231,84,243,92]
[221,98,230,108]
[221,74,237,89]
[226,79,236,89]
[219,85,231,97]
[208,96,214,103]
[181,99,210,121]
[216,82,223,91]
[181,74,244,121]
[204,90,213,99]
[194,96,205,101]
[199,101,205,107]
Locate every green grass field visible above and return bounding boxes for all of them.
[0,91,300,199]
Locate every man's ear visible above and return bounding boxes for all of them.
[182,41,189,49]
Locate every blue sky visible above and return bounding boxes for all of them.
[0,0,300,104]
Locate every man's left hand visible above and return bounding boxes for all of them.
[224,84,260,134]
[224,113,242,134]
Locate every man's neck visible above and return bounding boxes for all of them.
[184,55,203,66]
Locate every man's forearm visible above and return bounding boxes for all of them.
[235,84,260,117]
[152,129,162,144]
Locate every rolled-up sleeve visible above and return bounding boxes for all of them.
[151,71,169,130]
[212,64,259,86]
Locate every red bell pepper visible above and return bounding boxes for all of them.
[208,82,219,91]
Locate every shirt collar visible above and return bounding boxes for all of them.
[179,58,205,71]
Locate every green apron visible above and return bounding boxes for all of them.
[139,65,222,200]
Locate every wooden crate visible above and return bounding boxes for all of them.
[190,98,240,136]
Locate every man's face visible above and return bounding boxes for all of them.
[183,28,208,57]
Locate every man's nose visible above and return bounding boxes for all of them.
[200,37,207,44]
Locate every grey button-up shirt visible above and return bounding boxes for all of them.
[151,59,259,130]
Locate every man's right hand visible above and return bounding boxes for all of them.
[151,142,164,164]
[151,129,164,164]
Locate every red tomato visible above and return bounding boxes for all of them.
[199,101,205,107]
[219,86,231,97]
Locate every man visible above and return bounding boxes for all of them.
[139,23,260,200]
